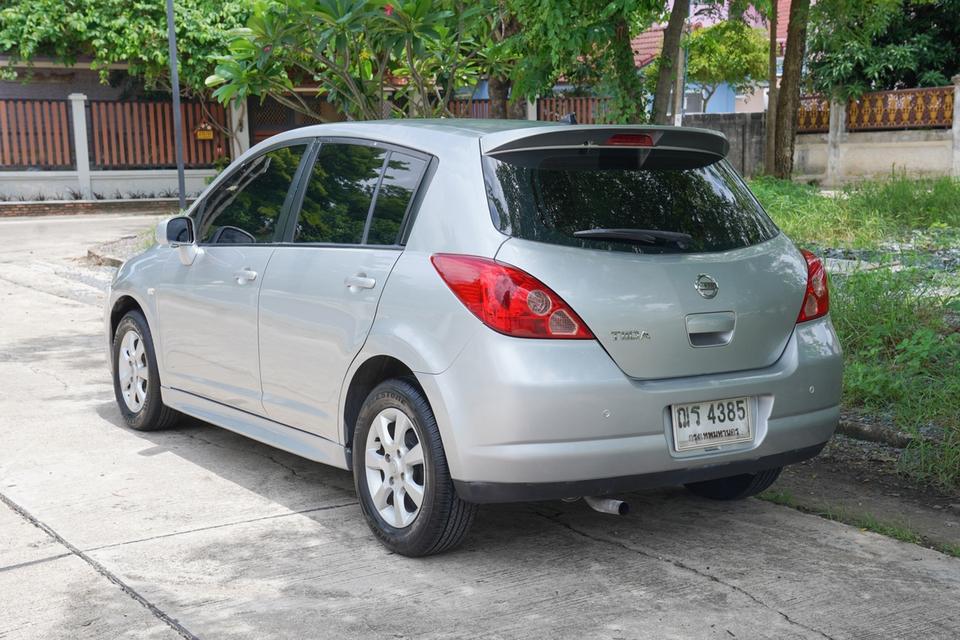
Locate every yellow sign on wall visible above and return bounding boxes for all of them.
[194,122,214,140]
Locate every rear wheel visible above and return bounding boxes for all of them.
[684,467,783,500]
[112,310,180,431]
[352,378,476,557]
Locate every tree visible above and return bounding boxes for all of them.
[507,0,662,124]
[650,0,688,124]
[486,8,524,120]
[206,0,495,121]
[763,0,777,175]
[807,0,960,100]
[0,0,249,95]
[773,0,810,179]
[684,21,767,112]
[509,0,663,122]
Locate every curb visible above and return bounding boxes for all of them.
[0,197,193,218]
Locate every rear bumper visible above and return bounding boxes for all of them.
[416,315,842,494]
[454,442,825,503]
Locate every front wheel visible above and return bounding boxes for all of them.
[352,378,476,557]
[684,467,783,500]
[112,310,180,431]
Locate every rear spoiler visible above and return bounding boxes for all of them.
[480,125,729,162]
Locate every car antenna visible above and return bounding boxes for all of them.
[559,112,577,125]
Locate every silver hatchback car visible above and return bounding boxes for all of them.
[106,120,841,556]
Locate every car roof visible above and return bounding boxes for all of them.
[251,118,729,160]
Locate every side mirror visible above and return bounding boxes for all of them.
[156,216,194,247]
[156,216,201,266]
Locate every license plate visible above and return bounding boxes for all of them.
[671,397,753,452]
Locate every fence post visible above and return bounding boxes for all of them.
[826,97,846,187]
[952,75,960,178]
[229,99,250,158]
[68,93,91,198]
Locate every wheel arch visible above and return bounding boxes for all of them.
[342,354,423,453]
[110,294,146,339]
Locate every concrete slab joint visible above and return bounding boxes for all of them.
[67,93,91,198]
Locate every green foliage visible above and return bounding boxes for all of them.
[751,175,960,487]
[843,175,960,229]
[491,0,663,123]
[807,0,960,99]
[749,175,960,249]
[207,0,496,120]
[0,0,249,93]
[684,21,768,110]
[830,268,960,487]
[749,177,889,248]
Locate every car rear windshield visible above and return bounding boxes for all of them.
[482,148,779,254]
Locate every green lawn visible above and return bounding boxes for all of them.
[750,175,960,489]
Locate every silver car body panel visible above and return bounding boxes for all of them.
[106,119,842,498]
[495,234,808,380]
[258,246,403,440]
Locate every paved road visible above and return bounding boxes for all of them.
[1,214,958,640]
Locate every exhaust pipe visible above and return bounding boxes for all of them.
[583,496,630,516]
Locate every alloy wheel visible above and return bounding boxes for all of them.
[364,407,426,528]
[117,329,149,413]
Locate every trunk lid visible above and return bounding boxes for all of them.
[482,125,807,379]
[496,235,807,379]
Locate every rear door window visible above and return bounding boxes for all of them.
[294,143,387,244]
[483,150,778,254]
[366,151,428,245]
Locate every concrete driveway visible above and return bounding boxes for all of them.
[1,214,958,640]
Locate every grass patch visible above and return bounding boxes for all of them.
[749,174,960,249]
[829,267,960,488]
[758,489,797,508]
[751,174,960,489]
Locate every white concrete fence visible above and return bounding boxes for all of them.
[794,75,960,185]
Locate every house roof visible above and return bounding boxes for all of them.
[630,0,793,66]
[632,27,665,67]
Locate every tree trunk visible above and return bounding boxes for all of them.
[773,0,810,179]
[651,0,689,125]
[488,14,521,119]
[488,76,509,119]
[763,0,778,175]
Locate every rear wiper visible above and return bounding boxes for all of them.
[572,228,693,248]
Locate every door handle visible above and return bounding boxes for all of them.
[234,268,258,285]
[344,274,376,290]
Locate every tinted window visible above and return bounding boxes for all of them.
[198,145,306,244]
[294,143,386,244]
[366,152,427,245]
[483,151,778,254]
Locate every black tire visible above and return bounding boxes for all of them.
[352,378,476,557]
[112,310,180,431]
[684,467,783,501]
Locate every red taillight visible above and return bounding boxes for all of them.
[431,254,594,339]
[797,249,829,323]
[605,133,654,147]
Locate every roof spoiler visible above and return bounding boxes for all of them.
[480,125,729,161]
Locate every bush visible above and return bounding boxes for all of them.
[830,267,960,487]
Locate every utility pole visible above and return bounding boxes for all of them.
[165,0,187,210]
[671,44,686,126]
[671,2,691,127]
